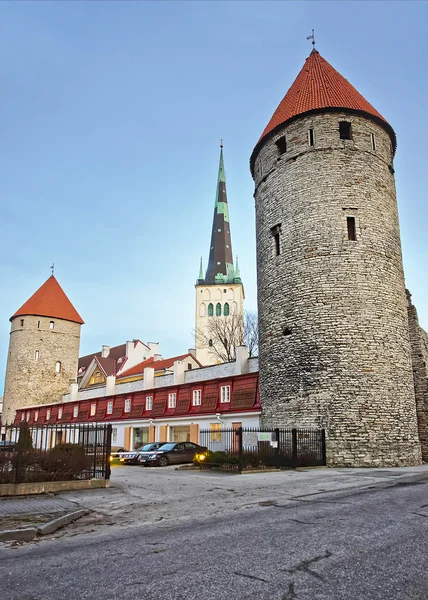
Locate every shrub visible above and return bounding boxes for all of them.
[42,443,92,481]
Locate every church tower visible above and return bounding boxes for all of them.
[195,144,244,365]
[250,49,421,467]
[2,275,83,424]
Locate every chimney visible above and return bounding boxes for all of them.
[106,375,116,396]
[148,342,159,355]
[154,353,162,362]
[173,360,185,385]
[235,345,249,375]
[69,383,78,402]
[126,340,134,357]
[101,345,110,358]
[144,367,155,390]
[188,348,196,356]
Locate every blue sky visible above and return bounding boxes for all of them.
[1,1,427,393]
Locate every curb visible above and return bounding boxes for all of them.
[0,509,89,542]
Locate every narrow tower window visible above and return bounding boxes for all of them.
[339,121,352,140]
[224,302,230,316]
[50,321,55,330]
[308,128,315,147]
[20,319,24,327]
[35,350,39,361]
[347,217,357,241]
[275,136,287,155]
[371,133,376,151]
[271,224,281,256]
[216,303,222,316]
[37,321,40,328]
[208,303,214,317]
[55,361,61,373]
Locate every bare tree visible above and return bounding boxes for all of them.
[195,310,258,363]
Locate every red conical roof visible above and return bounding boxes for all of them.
[11,275,84,324]
[251,50,395,173]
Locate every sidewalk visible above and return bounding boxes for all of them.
[0,494,87,541]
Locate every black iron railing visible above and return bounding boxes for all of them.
[198,426,326,473]
[0,423,112,484]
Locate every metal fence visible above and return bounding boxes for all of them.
[199,427,326,473]
[0,423,112,484]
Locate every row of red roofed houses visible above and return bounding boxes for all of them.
[14,345,261,452]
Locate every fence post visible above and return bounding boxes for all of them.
[321,429,327,466]
[105,424,112,480]
[274,428,280,469]
[292,428,298,469]
[238,427,243,474]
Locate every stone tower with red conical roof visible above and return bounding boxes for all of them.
[2,275,83,424]
[250,49,422,467]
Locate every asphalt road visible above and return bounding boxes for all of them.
[1,477,428,600]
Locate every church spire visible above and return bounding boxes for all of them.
[203,143,236,284]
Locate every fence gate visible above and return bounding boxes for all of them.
[199,426,326,473]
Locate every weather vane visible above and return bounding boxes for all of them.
[50,263,54,275]
[306,29,316,49]
[220,138,223,149]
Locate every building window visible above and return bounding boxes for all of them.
[208,303,214,317]
[107,401,113,415]
[37,320,40,328]
[193,390,201,406]
[26,411,30,422]
[20,319,24,327]
[50,321,55,330]
[90,403,96,417]
[308,128,314,147]
[46,409,51,420]
[21,412,24,421]
[275,136,287,155]
[211,423,222,442]
[73,405,79,418]
[224,302,230,316]
[35,350,39,361]
[216,303,222,316]
[124,398,131,413]
[35,410,39,422]
[371,133,376,151]
[220,385,230,403]
[271,224,281,256]
[187,363,192,370]
[347,217,357,241]
[146,396,153,411]
[55,361,61,374]
[208,339,213,347]
[339,121,352,140]
[168,393,176,409]
[58,407,63,420]
[112,428,117,443]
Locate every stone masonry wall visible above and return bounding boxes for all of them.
[2,315,81,424]
[253,111,422,467]
[406,290,428,460]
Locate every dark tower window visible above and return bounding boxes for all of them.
[216,303,222,316]
[371,133,376,151]
[208,339,213,347]
[275,136,287,155]
[224,302,230,316]
[339,121,352,140]
[347,217,357,241]
[208,303,214,317]
[271,224,281,256]
[20,319,24,327]
[308,129,314,147]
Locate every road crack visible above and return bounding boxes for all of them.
[282,582,297,600]
[234,571,268,582]
[281,550,332,582]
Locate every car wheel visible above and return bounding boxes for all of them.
[158,456,168,467]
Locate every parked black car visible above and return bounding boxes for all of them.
[139,441,207,467]
[120,442,165,465]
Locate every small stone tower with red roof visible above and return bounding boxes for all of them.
[2,275,83,424]
[250,49,422,467]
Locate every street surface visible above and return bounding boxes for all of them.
[1,465,428,599]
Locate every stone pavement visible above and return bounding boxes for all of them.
[0,494,78,518]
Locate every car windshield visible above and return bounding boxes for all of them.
[157,443,175,451]
[138,444,155,452]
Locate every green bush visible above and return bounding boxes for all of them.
[42,443,92,481]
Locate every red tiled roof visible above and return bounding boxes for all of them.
[251,50,395,171]
[11,275,84,324]
[117,354,201,379]
[78,344,127,374]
